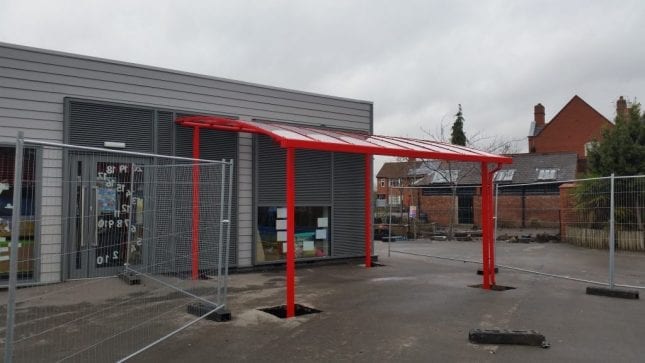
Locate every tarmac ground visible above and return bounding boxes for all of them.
[2,239,644,362]
[135,239,645,362]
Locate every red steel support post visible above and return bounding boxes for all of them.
[487,164,502,286]
[489,183,496,286]
[191,126,200,280]
[365,154,372,268]
[480,162,491,289]
[286,148,296,317]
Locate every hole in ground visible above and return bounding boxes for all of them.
[259,304,322,319]
[469,284,516,291]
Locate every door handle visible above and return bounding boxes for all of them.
[80,186,86,247]
[93,186,99,247]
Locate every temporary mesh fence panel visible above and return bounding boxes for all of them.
[494,176,645,289]
[1,138,233,363]
[385,176,645,292]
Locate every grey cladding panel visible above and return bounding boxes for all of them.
[0,46,372,113]
[68,100,154,152]
[1,44,372,132]
[332,153,365,257]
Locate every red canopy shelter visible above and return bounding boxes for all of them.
[176,116,512,317]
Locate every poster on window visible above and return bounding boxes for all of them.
[409,205,417,218]
[97,186,117,213]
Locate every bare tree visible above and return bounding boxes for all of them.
[417,116,522,238]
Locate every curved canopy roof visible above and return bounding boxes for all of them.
[176,116,512,164]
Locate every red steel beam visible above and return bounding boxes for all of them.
[282,139,511,164]
[488,163,503,286]
[286,148,296,318]
[481,162,491,289]
[192,126,200,280]
[365,154,372,268]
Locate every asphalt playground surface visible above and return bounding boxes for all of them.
[133,240,645,362]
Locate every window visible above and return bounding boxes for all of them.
[388,178,401,187]
[0,146,37,280]
[431,170,459,184]
[388,195,401,205]
[380,179,385,188]
[584,141,596,157]
[537,168,557,180]
[256,206,330,263]
[494,169,515,182]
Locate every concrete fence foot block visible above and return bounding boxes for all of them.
[586,286,639,299]
[187,302,232,322]
[469,329,549,348]
[118,271,141,285]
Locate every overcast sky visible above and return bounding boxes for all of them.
[1,0,644,166]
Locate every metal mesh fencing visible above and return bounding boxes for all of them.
[494,175,645,290]
[1,135,233,362]
[375,185,483,241]
[384,175,645,292]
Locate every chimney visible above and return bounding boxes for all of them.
[534,103,545,128]
[616,96,627,119]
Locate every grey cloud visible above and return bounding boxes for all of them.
[1,0,644,154]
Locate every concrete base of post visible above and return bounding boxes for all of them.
[586,286,639,300]
[187,303,232,322]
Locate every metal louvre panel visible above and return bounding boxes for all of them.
[199,128,238,267]
[68,101,154,152]
[332,152,365,257]
[156,111,174,155]
[257,135,286,204]
[151,111,175,272]
[257,136,332,205]
[150,158,175,273]
[172,124,238,267]
[295,149,331,204]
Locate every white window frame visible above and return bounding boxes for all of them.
[537,168,557,180]
[494,169,515,182]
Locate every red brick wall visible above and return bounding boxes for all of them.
[474,194,561,228]
[559,183,576,236]
[421,192,563,229]
[420,195,455,226]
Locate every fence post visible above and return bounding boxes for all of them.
[388,196,392,257]
[217,161,226,305]
[222,160,234,308]
[4,132,24,363]
[494,183,499,271]
[609,173,615,289]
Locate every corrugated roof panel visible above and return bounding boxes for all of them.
[175,116,513,164]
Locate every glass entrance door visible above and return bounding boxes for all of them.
[67,154,148,279]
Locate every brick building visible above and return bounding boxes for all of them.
[527,95,614,173]
[416,153,577,228]
[375,159,437,208]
